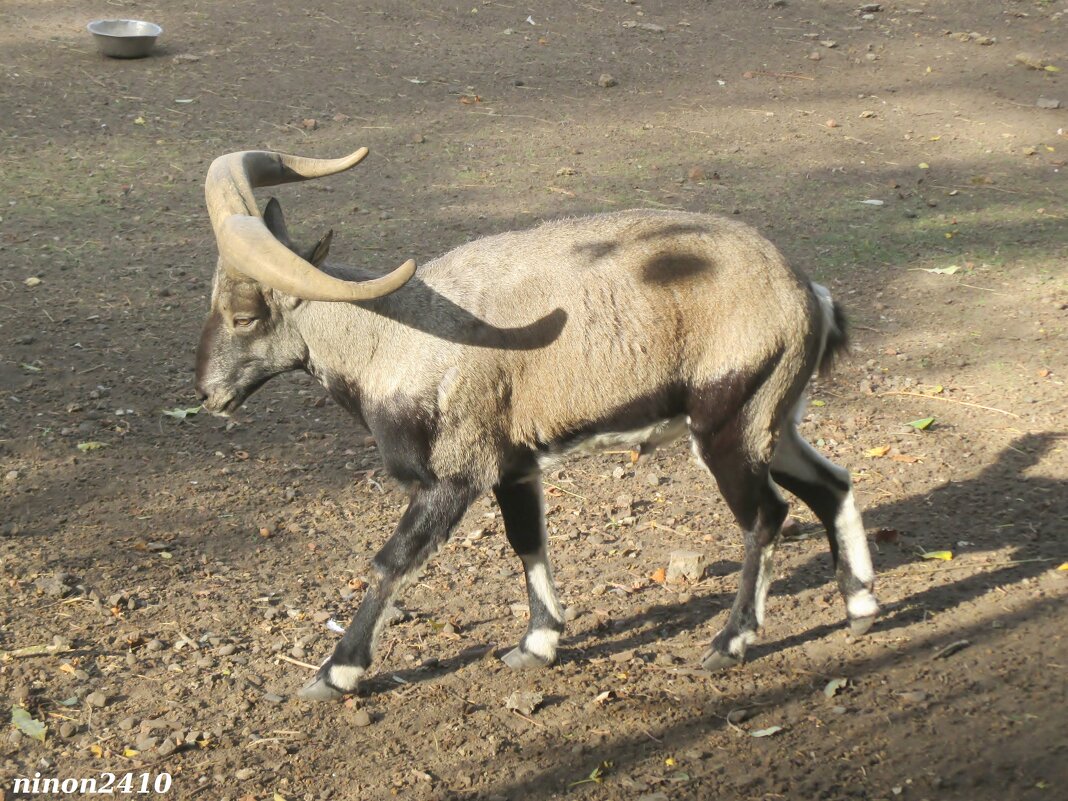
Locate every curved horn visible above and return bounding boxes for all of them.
[205,148,415,301]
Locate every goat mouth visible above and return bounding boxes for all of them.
[203,393,239,417]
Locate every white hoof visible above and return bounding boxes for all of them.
[298,675,344,702]
[501,646,553,670]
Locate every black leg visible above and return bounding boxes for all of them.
[692,424,789,670]
[494,475,566,668]
[299,479,477,701]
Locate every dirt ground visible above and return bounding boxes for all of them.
[1,0,1067,799]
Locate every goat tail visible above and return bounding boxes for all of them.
[811,282,850,377]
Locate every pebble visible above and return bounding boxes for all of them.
[217,643,237,656]
[597,73,618,88]
[353,709,373,727]
[263,693,285,704]
[726,708,753,724]
[612,466,627,480]
[12,685,31,703]
[563,606,580,622]
[859,3,882,11]
[235,768,255,781]
[667,550,707,582]
[117,716,136,731]
[1037,97,1062,110]
[3,470,18,482]
[157,738,178,757]
[146,639,164,652]
[59,722,77,738]
[610,649,635,663]
[135,734,159,751]
[85,691,109,708]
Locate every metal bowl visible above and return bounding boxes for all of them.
[87,19,162,59]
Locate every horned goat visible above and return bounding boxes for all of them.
[194,147,879,702]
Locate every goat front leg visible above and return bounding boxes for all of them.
[494,474,566,669]
[299,479,476,701]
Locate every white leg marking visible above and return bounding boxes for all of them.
[523,554,565,623]
[836,490,874,586]
[727,630,758,657]
[328,664,365,690]
[523,628,560,660]
[847,590,880,619]
[754,544,777,626]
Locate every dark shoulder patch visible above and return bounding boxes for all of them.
[364,396,437,484]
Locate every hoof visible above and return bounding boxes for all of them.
[501,646,553,670]
[849,614,877,636]
[298,675,344,702]
[700,648,741,672]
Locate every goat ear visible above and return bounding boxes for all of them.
[305,230,333,267]
[262,198,294,247]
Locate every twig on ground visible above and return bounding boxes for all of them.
[880,390,1020,418]
[277,653,319,671]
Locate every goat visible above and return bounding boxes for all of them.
[194,147,879,702]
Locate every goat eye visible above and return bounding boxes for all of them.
[232,316,256,328]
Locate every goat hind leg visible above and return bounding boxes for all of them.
[494,475,566,669]
[299,480,476,701]
[770,423,878,633]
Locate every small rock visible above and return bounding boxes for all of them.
[610,649,635,663]
[12,685,31,703]
[819,40,837,48]
[666,550,706,583]
[157,738,178,757]
[898,690,928,703]
[1015,52,1048,70]
[612,466,627,480]
[146,639,164,652]
[216,643,237,656]
[825,118,839,128]
[353,709,373,727]
[135,734,159,751]
[301,118,319,131]
[4,470,18,482]
[85,691,109,708]
[726,708,753,724]
[117,716,136,731]
[858,3,881,12]
[504,690,544,715]
[1037,97,1062,110]
[808,51,822,61]
[410,133,426,144]
[263,693,285,704]
[235,768,255,781]
[597,73,618,88]
[687,167,706,182]
[172,53,202,64]
[563,606,580,622]
[59,722,77,739]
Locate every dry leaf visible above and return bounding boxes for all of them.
[874,528,900,544]
[890,454,921,464]
[921,550,953,561]
[866,445,891,458]
[650,567,667,583]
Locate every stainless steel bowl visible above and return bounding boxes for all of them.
[87,19,162,59]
